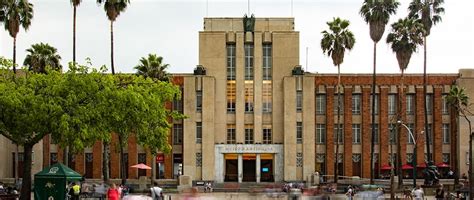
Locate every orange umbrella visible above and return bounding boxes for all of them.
[130,163,152,170]
[402,164,414,170]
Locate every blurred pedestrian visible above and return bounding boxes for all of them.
[435,184,445,200]
[107,183,120,200]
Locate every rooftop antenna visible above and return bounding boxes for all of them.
[306,47,309,72]
[247,0,250,15]
[291,0,294,17]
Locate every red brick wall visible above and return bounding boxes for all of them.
[400,86,408,166]
[326,87,335,176]
[43,135,50,168]
[92,141,102,179]
[362,87,371,178]
[128,136,138,179]
[110,134,120,178]
[343,87,352,176]
[75,153,85,175]
[415,87,426,165]
[315,75,457,86]
[433,87,443,164]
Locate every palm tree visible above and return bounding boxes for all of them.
[446,86,472,198]
[135,54,170,82]
[97,0,130,75]
[359,0,400,185]
[321,17,356,183]
[71,0,82,66]
[408,0,444,180]
[97,0,130,183]
[386,17,424,188]
[1,0,33,74]
[23,43,62,73]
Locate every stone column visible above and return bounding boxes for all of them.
[256,154,261,183]
[238,154,243,183]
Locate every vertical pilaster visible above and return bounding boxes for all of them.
[75,153,84,175]
[256,154,261,183]
[344,87,353,176]
[92,141,102,179]
[43,135,50,168]
[283,77,297,180]
[183,77,197,179]
[128,136,138,179]
[433,86,443,164]
[238,154,243,183]
[303,76,315,179]
[254,32,263,144]
[362,86,371,178]
[202,77,215,180]
[235,33,245,144]
[110,133,120,178]
[415,87,425,165]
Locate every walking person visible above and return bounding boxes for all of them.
[71,182,81,200]
[150,182,163,200]
[435,184,445,200]
[107,183,120,200]
[412,185,424,200]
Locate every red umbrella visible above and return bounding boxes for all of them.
[380,164,393,170]
[417,163,427,168]
[130,163,152,170]
[402,164,414,170]
[436,163,450,168]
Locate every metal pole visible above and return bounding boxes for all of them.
[399,121,417,187]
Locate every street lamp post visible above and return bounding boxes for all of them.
[398,120,418,187]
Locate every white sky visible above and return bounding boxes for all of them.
[1,0,473,74]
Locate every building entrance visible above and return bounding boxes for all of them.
[243,154,256,182]
[224,154,238,182]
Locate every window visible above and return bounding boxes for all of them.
[443,124,450,144]
[388,94,397,115]
[245,127,254,144]
[426,94,433,115]
[315,124,326,144]
[245,81,254,112]
[138,153,147,177]
[227,44,236,80]
[316,94,326,115]
[371,124,379,144]
[370,94,379,114]
[334,124,343,144]
[352,94,361,115]
[407,123,415,144]
[173,124,183,145]
[50,153,58,165]
[296,91,303,112]
[196,90,202,112]
[227,81,236,112]
[297,122,303,144]
[227,125,236,144]
[442,95,449,115]
[173,89,183,113]
[263,128,272,144]
[196,122,202,144]
[389,123,397,144]
[244,44,254,80]
[427,124,433,145]
[352,124,361,144]
[334,95,344,114]
[263,44,272,80]
[406,94,415,115]
[262,81,272,113]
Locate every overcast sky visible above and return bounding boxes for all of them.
[1,0,473,74]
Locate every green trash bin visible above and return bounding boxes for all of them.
[34,163,83,200]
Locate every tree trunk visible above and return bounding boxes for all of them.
[13,37,16,74]
[103,142,110,183]
[334,64,341,183]
[119,136,126,185]
[110,21,115,75]
[19,144,33,200]
[423,36,432,164]
[397,70,404,188]
[73,5,77,66]
[453,107,460,185]
[151,153,156,185]
[390,129,395,199]
[370,41,377,185]
[15,144,19,184]
[63,146,69,166]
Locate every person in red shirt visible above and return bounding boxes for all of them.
[107,183,120,200]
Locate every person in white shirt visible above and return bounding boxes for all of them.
[150,183,163,200]
[412,185,424,200]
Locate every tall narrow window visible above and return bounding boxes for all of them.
[297,122,303,144]
[352,124,361,144]
[388,94,397,115]
[442,95,449,115]
[426,94,433,115]
[173,87,183,114]
[227,44,236,113]
[262,81,272,113]
[315,124,326,144]
[196,90,202,112]
[371,124,379,144]
[227,125,236,144]
[173,124,183,145]
[196,122,202,144]
[389,123,397,144]
[263,127,272,144]
[370,94,379,114]
[334,124,343,144]
[443,124,450,144]
[407,123,415,144]
[352,94,361,115]
[296,91,303,112]
[245,81,254,112]
[262,44,272,113]
[244,44,254,80]
[334,95,344,114]
[262,44,272,80]
[406,94,415,115]
[316,94,326,115]
[245,126,254,144]
[138,153,147,177]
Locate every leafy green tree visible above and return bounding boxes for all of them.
[97,0,130,75]
[408,0,444,178]
[71,0,82,65]
[446,86,472,196]
[386,17,424,188]
[321,17,355,183]
[134,54,170,82]
[359,0,400,184]
[23,43,62,73]
[1,0,33,74]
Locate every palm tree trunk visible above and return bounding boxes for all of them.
[73,5,77,66]
[370,41,377,185]
[110,21,115,75]
[397,70,404,188]
[13,37,16,74]
[103,142,110,183]
[334,64,341,183]
[453,107,459,185]
[19,144,33,200]
[423,36,432,165]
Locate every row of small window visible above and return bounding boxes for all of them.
[226,81,272,113]
[227,44,272,81]
[313,153,450,164]
[172,123,273,145]
[312,123,450,144]
[314,94,450,115]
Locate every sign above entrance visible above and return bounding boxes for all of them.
[216,144,282,154]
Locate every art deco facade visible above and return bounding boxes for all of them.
[1,17,474,183]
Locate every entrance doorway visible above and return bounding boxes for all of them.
[243,154,256,182]
[225,154,238,182]
[260,154,274,182]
